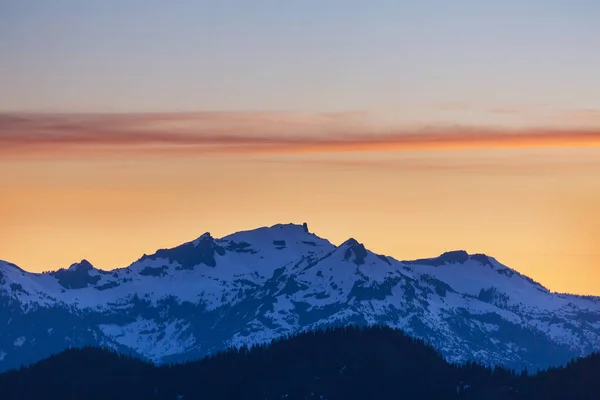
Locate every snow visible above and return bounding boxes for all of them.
[0,351,6,361]
[99,318,196,362]
[5,224,335,312]
[411,258,560,310]
[2,223,600,369]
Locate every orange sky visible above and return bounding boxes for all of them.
[2,3,600,297]
[1,112,599,295]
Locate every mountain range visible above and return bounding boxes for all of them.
[1,222,599,372]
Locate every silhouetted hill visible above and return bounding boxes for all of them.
[1,326,599,399]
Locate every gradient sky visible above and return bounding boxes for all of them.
[1,1,599,294]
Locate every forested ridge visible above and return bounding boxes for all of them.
[1,326,599,399]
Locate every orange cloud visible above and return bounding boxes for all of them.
[1,112,600,159]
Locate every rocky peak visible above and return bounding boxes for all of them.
[68,259,95,272]
[403,250,498,268]
[438,250,470,264]
[52,259,100,289]
[340,238,368,266]
[141,232,225,270]
[197,232,212,240]
[271,223,311,234]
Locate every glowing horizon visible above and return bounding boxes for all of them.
[1,1,600,295]
[2,120,599,295]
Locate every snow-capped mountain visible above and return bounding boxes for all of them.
[1,223,599,372]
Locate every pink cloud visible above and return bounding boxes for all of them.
[1,112,600,159]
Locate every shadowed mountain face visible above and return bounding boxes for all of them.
[1,223,600,372]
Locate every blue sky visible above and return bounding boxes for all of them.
[1,0,599,115]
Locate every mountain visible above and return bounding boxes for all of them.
[1,222,600,372]
[2,326,600,400]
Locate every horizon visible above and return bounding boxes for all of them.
[1,1,599,295]
[0,220,592,297]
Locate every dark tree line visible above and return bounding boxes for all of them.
[0,325,599,399]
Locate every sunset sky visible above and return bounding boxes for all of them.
[1,1,599,294]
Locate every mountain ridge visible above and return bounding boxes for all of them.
[1,223,504,277]
[1,222,599,372]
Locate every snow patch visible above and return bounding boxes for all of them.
[99,318,196,362]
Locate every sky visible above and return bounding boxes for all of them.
[1,1,599,294]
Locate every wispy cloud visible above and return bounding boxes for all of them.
[486,107,527,115]
[435,103,600,126]
[254,153,600,177]
[1,112,600,159]
[435,102,473,111]
[558,109,600,125]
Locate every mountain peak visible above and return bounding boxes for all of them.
[340,238,368,266]
[271,223,310,233]
[222,223,316,244]
[194,232,214,244]
[341,238,360,247]
[68,259,95,272]
[403,250,497,268]
[439,250,470,264]
[141,234,225,269]
[52,259,101,289]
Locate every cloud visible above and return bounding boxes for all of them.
[253,154,600,177]
[558,109,600,125]
[435,102,473,111]
[434,103,600,127]
[1,111,600,159]
[486,107,527,115]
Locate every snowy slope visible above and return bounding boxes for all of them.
[1,223,599,372]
